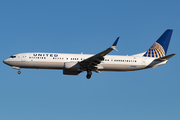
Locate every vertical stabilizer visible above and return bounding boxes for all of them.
[143,29,173,58]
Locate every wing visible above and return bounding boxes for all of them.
[79,37,119,69]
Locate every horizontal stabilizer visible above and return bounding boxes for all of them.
[155,53,176,61]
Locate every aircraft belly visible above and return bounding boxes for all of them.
[26,61,64,69]
[10,61,64,69]
[7,61,27,67]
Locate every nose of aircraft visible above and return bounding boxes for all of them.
[3,59,10,65]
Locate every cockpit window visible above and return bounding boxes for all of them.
[10,56,16,58]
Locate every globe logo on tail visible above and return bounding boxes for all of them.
[143,42,165,58]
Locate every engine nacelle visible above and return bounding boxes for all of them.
[63,62,81,75]
[64,62,80,70]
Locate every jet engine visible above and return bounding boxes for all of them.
[63,62,81,75]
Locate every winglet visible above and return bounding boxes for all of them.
[112,37,119,46]
[111,37,119,51]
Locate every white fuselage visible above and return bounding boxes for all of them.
[3,30,174,79]
[3,52,167,72]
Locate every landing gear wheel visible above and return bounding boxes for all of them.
[86,69,92,79]
[18,71,21,74]
[86,74,91,79]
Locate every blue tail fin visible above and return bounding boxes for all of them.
[143,29,173,58]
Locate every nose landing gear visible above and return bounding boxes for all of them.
[18,70,21,74]
[12,66,21,74]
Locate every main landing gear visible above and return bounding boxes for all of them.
[86,69,92,79]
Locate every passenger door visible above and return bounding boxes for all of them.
[21,54,27,62]
[142,58,146,66]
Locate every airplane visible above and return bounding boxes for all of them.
[3,29,176,79]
